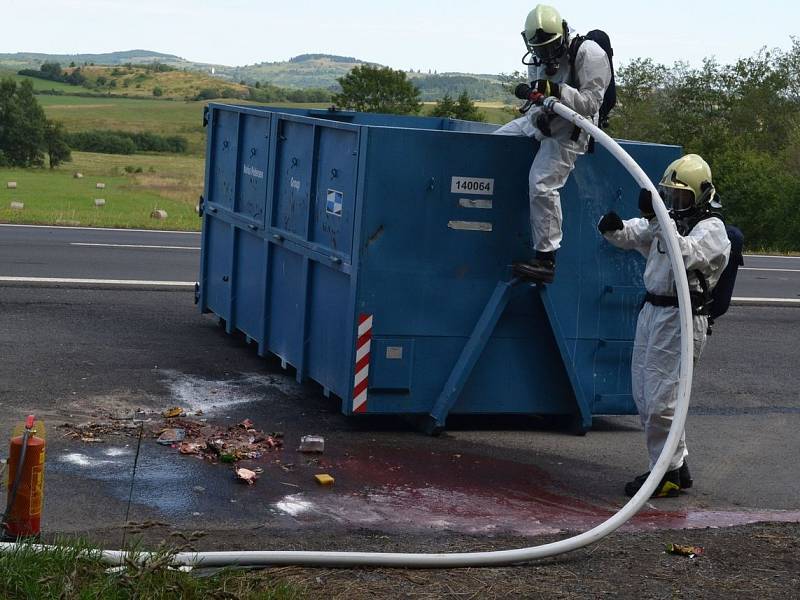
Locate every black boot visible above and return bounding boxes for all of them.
[679,461,693,489]
[513,251,556,283]
[624,469,682,498]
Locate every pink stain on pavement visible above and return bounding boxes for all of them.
[271,444,800,536]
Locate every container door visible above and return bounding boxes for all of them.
[234,113,271,228]
[311,127,360,261]
[203,218,233,322]
[271,119,315,241]
[209,110,239,211]
[231,228,266,341]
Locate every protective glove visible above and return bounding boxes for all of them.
[532,79,560,98]
[598,211,624,234]
[638,188,654,219]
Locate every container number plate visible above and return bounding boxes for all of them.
[450,176,494,196]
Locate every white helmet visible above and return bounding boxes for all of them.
[521,5,568,66]
[658,154,720,219]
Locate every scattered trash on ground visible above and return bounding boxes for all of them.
[157,428,186,445]
[298,435,325,453]
[156,417,283,463]
[666,543,705,558]
[314,474,335,486]
[235,467,259,485]
[59,418,141,442]
[60,411,285,466]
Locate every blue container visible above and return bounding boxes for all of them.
[198,104,680,430]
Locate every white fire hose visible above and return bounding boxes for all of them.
[1,100,695,567]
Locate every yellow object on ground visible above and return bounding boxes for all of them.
[162,407,185,418]
[314,474,334,486]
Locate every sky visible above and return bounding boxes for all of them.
[1,0,797,73]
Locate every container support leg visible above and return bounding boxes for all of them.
[426,278,522,434]
[536,285,593,433]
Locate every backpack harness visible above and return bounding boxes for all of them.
[644,214,745,334]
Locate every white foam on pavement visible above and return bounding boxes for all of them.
[158,370,305,414]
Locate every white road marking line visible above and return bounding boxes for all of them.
[740,267,800,273]
[70,242,200,250]
[744,254,800,260]
[0,223,199,235]
[0,276,194,287]
[733,297,800,304]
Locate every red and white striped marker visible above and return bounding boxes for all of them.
[352,313,373,414]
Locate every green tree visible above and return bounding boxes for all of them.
[0,78,70,168]
[430,93,458,118]
[152,86,164,97]
[44,121,72,168]
[455,90,485,121]
[431,91,486,121]
[609,43,800,250]
[64,67,86,86]
[0,78,47,166]
[333,65,421,114]
[40,62,63,81]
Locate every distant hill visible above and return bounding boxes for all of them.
[220,54,381,90]
[9,63,250,101]
[70,65,250,100]
[0,50,515,102]
[0,50,194,68]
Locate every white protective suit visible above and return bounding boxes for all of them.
[604,216,731,470]
[496,36,612,253]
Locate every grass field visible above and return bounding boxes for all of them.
[0,152,204,230]
[475,102,518,124]
[421,101,516,125]
[1,66,250,100]
[37,96,330,155]
[0,68,94,94]
[0,540,301,599]
[0,94,513,232]
[36,94,510,158]
[38,95,210,154]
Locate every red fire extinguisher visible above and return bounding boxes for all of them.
[2,415,46,539]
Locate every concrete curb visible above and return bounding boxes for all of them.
[731,297,800,308]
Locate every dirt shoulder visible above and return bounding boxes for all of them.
[66,522,799,599]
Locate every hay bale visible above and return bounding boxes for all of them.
[7,182,17,189]
[73,172,84,179]
[150,209,168,220]
[10,201,24,210]
[94,199,106,207]
[96,182,106,189]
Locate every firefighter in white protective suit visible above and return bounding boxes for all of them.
[598,154,731,498]
[495,4,613,283]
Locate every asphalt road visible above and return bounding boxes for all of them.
[0,223,798,546]
[736,254,800,301]
[1,224,797,301]
[0,224,199,284]
[0,286,797,540]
